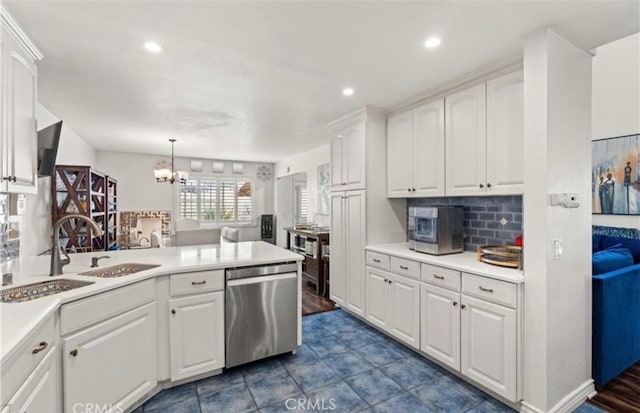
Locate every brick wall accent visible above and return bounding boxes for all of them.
[407,195,523,252]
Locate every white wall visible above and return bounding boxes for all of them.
[522,29,593,412]
[592,32,640,228]
[95,151,274,241]
[274,143,330,225]
[19,104,97,256]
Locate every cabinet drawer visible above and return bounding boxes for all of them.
[389,256,420,280]
[1,315,54,406]
[170,270,224,296]
[366,251,390,271]
[462,273,517,308]
[421,263,461,291]
[61,279,155,335]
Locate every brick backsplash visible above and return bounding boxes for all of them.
[407,195,523,252]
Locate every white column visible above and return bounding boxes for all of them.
[522,28,594,413]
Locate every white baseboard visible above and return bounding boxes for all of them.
[520,379,596,413]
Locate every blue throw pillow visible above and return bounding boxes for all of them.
[592,247,634,275]
[601,237,640,264]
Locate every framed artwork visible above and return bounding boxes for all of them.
[317,163,330,215]
[592,134,640,215]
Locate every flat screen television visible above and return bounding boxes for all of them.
[37,120,62,177]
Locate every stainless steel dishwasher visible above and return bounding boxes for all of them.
[225,262,298,368]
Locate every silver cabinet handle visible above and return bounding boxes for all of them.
[479,286,494,293]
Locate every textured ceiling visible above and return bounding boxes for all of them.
[5,1,639,162]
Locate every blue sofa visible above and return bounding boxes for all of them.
[592,233,640,385]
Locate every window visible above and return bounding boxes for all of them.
[295,184,309,224]
[179,177,252,224]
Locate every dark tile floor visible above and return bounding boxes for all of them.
[135,309,603,413]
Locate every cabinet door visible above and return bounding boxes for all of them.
[387,110,413,197]
[3,29,37,194]
[420,283,460,370]
[445,83,486,196]
[388,273,420,349]
[330,137,344,191]
[8,348,56,413]
[63,302,157,413]
[169,292,225,381]
[329,192,345,305]
[343,122,366,191]
[461,295,516,401]
[413,100,445,197]
[365,267,390,330]
[486,71,524,195]
[345,190,366,316]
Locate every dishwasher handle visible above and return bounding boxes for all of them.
[227,271,297,287]
[226,262,298,280]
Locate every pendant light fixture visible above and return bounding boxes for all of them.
[154,138,188,184]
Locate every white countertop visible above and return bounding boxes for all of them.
[366,243,524,284]
[0,241,302,364]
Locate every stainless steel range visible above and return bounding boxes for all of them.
[225,262,298,368]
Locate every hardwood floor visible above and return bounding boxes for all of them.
[302,282,336,316]
[589,361,640,412]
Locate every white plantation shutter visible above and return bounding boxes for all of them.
[220,180,237,222]
[237,181,252,221]
[297,186,308,223]
[179,180,198,219]
[199,179,217,222]
[179,177,253,224]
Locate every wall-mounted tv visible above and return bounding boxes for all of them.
[37,120,62,177]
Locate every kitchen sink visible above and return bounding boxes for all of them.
[78,263,160,278]
[1,279,95,303]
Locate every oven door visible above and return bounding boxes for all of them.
[414,213,438,244]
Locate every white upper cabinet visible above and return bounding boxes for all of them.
[387,110,413,197]
[330,121,366,191]
[0,9,42,194]
[387,99,445,198]
[445,71,524,196]
[486,71,524,194]
[445,83,487,196]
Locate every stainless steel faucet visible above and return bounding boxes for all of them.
[50,214,104,276]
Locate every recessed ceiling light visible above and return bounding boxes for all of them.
[424,37,442,49]
[144,41,162,53]
[342,88,354,96]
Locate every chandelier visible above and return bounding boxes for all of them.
[154,138,189,184]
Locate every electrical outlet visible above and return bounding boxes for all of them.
[553,239,563,259]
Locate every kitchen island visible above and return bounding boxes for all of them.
[0,241,302,413]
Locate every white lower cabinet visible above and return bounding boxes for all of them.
[461,294,516,401]
[365,267,420,349]
[331,190,366,317]
[366,249,522,403]
[420,271,519,401]
[7,348,56,413]
[63,302,157,413]
[169,292,225,381]
[420,283,460,370]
